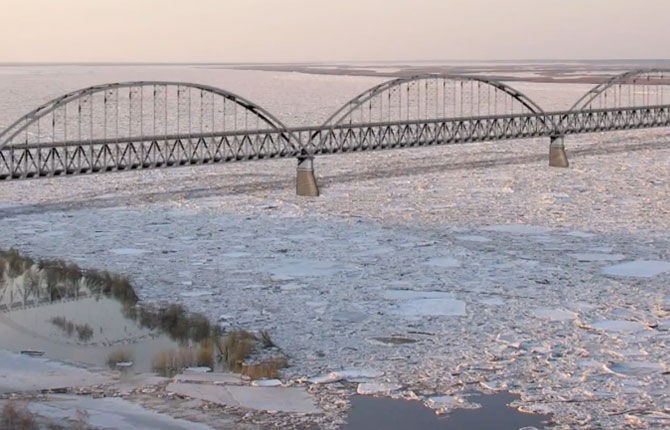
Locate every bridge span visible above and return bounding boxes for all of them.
[1,69,669,196]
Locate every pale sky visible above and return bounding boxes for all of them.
[1,0,669,63]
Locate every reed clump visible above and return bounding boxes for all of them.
[106,348,133,368]
[1,401,38,430]
[218,330,288,380]
[241,356,289,380]
[151,339,214,377]
[50,316,94,342]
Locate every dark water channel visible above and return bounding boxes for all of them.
[343,392,552,430]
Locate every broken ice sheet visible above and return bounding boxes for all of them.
[602,260,670,277]
[265,259,350,280]
[391,298,466,317]
[569,253,626,262]
[480,224,552,234]
[109,248,149,256]
[605,361,665,377]
[357,382,402,395]
[308,368,384,384]
[564,231,597,238]
[425,395,464,409]
[384,289,467,317]
[590,320,648,333]
[179,290,212,298]
[425,257,461,268]
[454,235,492,242]
[533,308,577,321]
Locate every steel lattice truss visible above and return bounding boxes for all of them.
[1,70,670,181]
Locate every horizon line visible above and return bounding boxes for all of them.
[2,58,670,67]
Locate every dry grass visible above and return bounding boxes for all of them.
[219,331,257,372]
[259,330,275,348]
[1,401,38,430]
[50,317,94,342]
[106,348,133,368]
[0,249,35,279]
[85,269,138,305]
[241,357,289,380]
[151,340,214,377]
[196,338,214,368]
[219,331,288,379]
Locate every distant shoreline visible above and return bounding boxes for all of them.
[1,60,670,84]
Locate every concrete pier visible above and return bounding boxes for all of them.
[296,156,319,197]
[549,135,569,168]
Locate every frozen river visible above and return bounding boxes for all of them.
[0,65,669,429]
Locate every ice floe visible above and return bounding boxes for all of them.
[356,382,402,395]
[480,224,552,234]
[390,298,467,317]
[533,308,578,321]
[425,257,461,268]
[602,260,670,277]
[590,320,648,333]
[569,253,627,262]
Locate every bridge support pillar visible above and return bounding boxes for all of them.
[296,156,319,197]
[549,136,569,168]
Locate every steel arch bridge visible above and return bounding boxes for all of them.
[1,70,670,196]
[0,81,298,176]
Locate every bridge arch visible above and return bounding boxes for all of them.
[570,69,670,111]
[320,74,548,127]
[0,81,294,151]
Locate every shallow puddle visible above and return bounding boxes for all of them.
[342,392,552,429]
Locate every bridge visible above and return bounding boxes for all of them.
[1,69,669,196]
